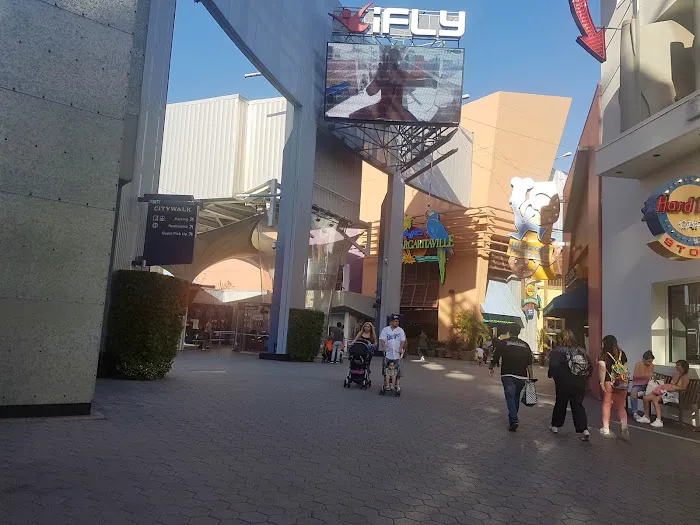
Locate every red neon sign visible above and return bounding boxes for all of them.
[656,195,700,214]
[569,0,606,63]
[329,3,373,33]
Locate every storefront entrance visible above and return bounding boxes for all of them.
[668,282,700,365]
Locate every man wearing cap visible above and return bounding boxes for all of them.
[379,315,406,392]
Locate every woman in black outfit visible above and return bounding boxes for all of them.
[351,321,377,369]
[548,329,592,440]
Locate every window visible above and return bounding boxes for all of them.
[545,318,564,333]
[668,282,700,364]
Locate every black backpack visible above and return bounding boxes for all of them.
[566,347,592,377]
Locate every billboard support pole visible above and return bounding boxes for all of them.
[378,172,405,328]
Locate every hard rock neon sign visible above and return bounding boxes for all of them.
[643,177,700,260]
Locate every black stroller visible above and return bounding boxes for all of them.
[343,340,373,389]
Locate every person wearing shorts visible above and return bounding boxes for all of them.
[598,335,629,439]
[379,315,406,391]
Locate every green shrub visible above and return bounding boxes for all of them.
[287,308,325,362]
[105,270,189,380]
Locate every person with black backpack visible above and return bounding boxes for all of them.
[548,329,592,441]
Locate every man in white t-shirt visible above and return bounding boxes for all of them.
[379,314,406,392]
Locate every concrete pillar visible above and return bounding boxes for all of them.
[268,103,317,354]
[620,18,640,132]
[342,264,350,291]
[377,173,406,329]
[344,312,351,342]
[0,0,174,417]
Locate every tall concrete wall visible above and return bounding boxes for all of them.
[0,0,175,415]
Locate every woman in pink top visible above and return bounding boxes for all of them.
[629,351,655,420]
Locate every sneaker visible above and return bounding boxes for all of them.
[420,356,426,362]
[581,429,591,441]
[637,416,651,424]
[508,423,518,432]
[619,427,630,440]
[633,413,641,422]
[549,426,559,434]
[650,419,664,428]
[599,428,616,438]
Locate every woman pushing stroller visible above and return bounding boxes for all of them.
[352,322,377,367]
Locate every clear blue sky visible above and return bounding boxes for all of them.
[168,0,603,171]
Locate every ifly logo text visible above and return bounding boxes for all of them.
[330,4,466,38]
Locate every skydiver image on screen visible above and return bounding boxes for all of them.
[324,43,464,125]
[348,47,420,122]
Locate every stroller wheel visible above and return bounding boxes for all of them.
[367,380,372,388]
[395,389,401,397]
[343,379,348,388]
[379,386,385,395]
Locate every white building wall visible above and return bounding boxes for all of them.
[160,95,288,198]
[600,0,633,145]
[160,95,246,198]
[160,95,362,222]
[240,98,287,194]
[599,0,700,375]
[601,150,700,371]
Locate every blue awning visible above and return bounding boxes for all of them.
[481,280,525,327]
[543,283,588,318]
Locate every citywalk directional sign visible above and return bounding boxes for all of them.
[140,194,198,266]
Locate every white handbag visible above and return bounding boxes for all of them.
[521,380,538,407]
[645,379,664,396]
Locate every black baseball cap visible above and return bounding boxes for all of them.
[389,314,400,321]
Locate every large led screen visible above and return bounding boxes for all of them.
[325,43,464,125]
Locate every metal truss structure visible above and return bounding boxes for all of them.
[198,179,280,233]
[332,32,454,48]
[327,121,458,174]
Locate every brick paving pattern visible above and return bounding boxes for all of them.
[2,350,699,524]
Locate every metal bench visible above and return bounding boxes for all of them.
[653,374,700,426]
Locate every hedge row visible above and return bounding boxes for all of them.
[286,308,325,362]
[103,270,189,380]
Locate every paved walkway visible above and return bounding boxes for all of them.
[2,351,699,525]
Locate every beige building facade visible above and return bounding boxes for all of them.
[360,92,571,341]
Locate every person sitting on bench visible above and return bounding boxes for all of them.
[637,360,690,428]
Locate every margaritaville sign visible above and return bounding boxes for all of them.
[643,177,700,260]
[402,211,454,284]
[403,236,455,250]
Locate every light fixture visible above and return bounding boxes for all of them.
[461,94,470,100]
[244,72,262,78]
[653,153,661,157]
[616,171,623,174]
[556,151,573,160]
